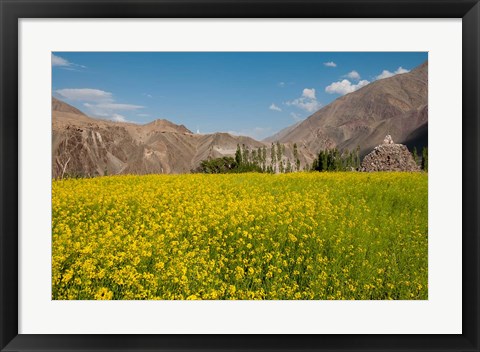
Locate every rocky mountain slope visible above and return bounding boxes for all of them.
[52,98,312,177]
[267,61,428,156]
[263,121,302,143]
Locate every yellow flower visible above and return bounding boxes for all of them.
[52,172,427,300]
[94,287,113,300]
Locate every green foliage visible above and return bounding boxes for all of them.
[235,144,242,165]
[196,156,238,174]
[270,143,276,170]
[197,142,306,174]
[276,141,282,162]
[312,147,361,172]
[242,144,250,164]
[293,143,300,171]
[286,159,292,173]
[412,147,418,165]
[421,147,428,171]
[355,145,361,169]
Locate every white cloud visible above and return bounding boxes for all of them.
[345,70,361,80]
[269,103,282,112]
[325,79,370,95]
[324,61,337,67]
[56,88,144,122]
[376,66,410,80]
[286,88,322,113]
[376,70,394,80]
[56,88,113,102]
[52,54,86,69]
[90,103,144,111]
[111,114,128,122]
[290,112,303,122]
[52,54,70,66]
[302,88,316,100]
[278,82,295,87]
[82,102,143,120]
[395,67,410,74]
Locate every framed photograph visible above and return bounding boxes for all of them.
[1,0,479,351]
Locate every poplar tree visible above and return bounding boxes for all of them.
[242,145,250,165]
[262,146,267,170]
[412,146,419,165]
[276,141,282,163]
[293,143,300,171]
[271,143,276,171]
[235,144,242,166]
[286,159,292,173]
[355,145,361,169]
[421,147,428,171]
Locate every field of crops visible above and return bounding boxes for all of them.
[52,172,428,300]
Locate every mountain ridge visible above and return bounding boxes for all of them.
[52,99,288,177]
[267,60,428,156]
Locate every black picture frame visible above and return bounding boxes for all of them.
[1,0,479,351]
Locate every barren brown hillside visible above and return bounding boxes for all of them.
[52,98,312,177]
[269,61,428,156]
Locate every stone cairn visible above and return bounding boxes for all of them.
[360,135,420,172]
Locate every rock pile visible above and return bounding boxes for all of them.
[360,136,420,172]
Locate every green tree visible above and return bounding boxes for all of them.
[276,141,282,163]
[412,146,419,165]
[421,147,428,171]
[242,145,250,165]
[355,145,361,169]
[270,143,276,171]
[235,144,242,166]
[293,143,300,171]
[197,156,237,174]
[312,148,360,172]
[286,159,292,173]
[262,146,267,171]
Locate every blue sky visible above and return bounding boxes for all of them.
[52,52,427,140]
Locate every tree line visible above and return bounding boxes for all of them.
[412,146,428,171]
[194,143,428,174]
[310,147,361,172]
[194,142,302,174]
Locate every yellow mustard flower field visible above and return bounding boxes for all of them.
[52,172,428,300]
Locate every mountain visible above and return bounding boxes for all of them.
[52,97,87,116]
[263,120,302,143]
[266,61,428,156]
[53,98,310,177]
